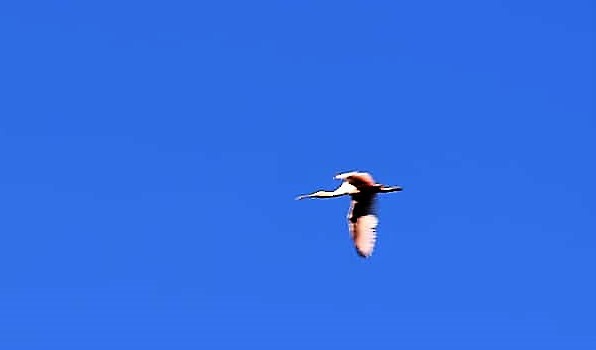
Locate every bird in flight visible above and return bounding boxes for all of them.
[296,171,403,258]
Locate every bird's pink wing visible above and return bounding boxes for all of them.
[351,173,376,187]
[336,171,376,186]
[349,214,379,258]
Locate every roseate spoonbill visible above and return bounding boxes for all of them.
[296,171,403,258]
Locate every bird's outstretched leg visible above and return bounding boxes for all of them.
[377,185,403,193]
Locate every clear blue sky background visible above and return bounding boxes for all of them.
[1,1,594,349]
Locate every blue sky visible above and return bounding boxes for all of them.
[0,1,594,348]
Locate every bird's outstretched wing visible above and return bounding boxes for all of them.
[347,202,379,258]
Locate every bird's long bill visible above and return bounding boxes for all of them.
[295,194,312,200]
